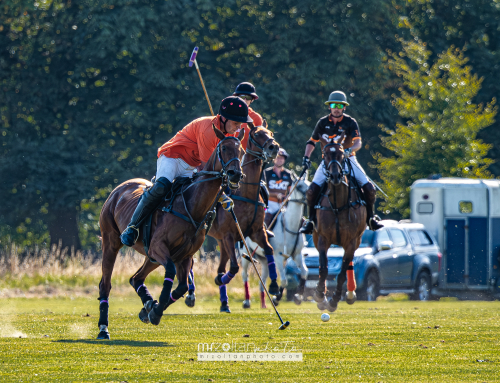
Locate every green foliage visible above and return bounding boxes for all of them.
[376,40,496,217]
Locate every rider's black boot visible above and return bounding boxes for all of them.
[361,182,384,231]
[264,212,275,238]
[299,182,322,234]
[120,177,172,246]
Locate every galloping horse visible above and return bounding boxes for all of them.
[313,133,367,312]
[205,123,279,312]
[97,127,245,339]
[244,177,310,308]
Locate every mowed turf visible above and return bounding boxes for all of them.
[0,297,499,382]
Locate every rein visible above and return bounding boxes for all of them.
[162,136,241,260]
[230,129,276,238]
[316,143,365,244]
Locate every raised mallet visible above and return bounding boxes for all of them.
[230,209,290,330]
[189,46,214,116]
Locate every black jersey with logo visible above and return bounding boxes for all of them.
[308,113,361,151]
[264,167,295,201]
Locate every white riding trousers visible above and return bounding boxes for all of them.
[156,155,196,182]
[312,156,368,187]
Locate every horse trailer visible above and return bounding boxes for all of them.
[410,178,500,298]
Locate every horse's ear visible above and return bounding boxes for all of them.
[248,121,255,130]
[213,123,226,141]
[319,137,329,150]
[334,131,346,145]
[237,127,245,141]
[263,119,268,129]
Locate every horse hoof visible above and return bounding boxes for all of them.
[214,273,224,286]
[96,325,110,340]
[185,292,196,308]
[293,294,303,306]
[276,287,284,302]
[148,302,162,326]
[220,302,231,313]
[272,298,279,307]
[139,300,155,324]
[327,298,338,312]
[346,291,357,305]
[317,297,328,311]
[313,289,325,303]
[242,299,251,309]
[269,280,279,295]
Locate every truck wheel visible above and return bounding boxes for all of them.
[359,270,379,301]
[411,271,431,301]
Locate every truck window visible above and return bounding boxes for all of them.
[409,230,433,246]
[389,229,407,248]
[376,229,391,246]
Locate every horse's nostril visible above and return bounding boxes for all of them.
[269,145,275,151]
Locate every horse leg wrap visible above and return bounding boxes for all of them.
[347,262,356,291]
[132,279,154,305]
[260,291,266,308]
[158,264,176,311]
[188,269,195,293]
[98,298,109,328]
[219,285,228,304]
[297,278,306,294]
[265,254,278,280]
[244,281,250,300]
[221,271,235,285]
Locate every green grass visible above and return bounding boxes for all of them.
[1,297,499,382]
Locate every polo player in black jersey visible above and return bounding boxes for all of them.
[263,148,295,229]
[299,91,384,234]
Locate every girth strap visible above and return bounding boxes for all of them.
[231,194,266,207]
[161,206,202,227]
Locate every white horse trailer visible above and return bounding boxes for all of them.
[410,178,500,297]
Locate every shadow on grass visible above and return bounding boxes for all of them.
[55,339,173,347]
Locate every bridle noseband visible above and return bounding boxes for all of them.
[215,136,242,178]
[323,142,346,181]
[245,130,276,164]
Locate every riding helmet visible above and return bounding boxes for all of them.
[219,96,253,123]
[278,148,289,159]
[233,82,259,100]
[324,91,350,106]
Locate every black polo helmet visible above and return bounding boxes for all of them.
[233,82,259,100]
[219,96,253,123]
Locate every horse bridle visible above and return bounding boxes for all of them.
[323,142,346,182]
[244,129,277,165]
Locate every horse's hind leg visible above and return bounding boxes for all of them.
[293,253,308,305]
[216,237,238,313]
[97,231,122,340]
[314,235,330,311]
[258,255,269,308]
[130,258,160,323]
[185,263,196,308]
[249,229,280,296]
[241,256,251,309]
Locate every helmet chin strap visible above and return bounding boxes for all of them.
[220,116,229,134]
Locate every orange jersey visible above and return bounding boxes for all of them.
[239,107,263,150]
[157,115,245,167]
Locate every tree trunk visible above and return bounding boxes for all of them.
[47,208,81,251]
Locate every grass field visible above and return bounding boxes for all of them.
[1,296,499,382]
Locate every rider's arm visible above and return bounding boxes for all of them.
[349,139,362,153]
[304,143,315,157]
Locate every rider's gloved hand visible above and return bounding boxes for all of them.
[218,193,234,212]
[344,148,353,157]
[302,156,311,171]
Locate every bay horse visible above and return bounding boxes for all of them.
[206,122,280,312]
[244,177,310,308]
[183,123,279,311]
[96,127,245,339]
[313,133,367,312]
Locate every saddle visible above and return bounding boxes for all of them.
[141,177,216,261]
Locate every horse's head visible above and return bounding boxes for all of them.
[213,125,245,189]
[247,120,280,162]
[322,132,346,186]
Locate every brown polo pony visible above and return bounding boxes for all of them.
[313,133,367,312]
[207,123,279,312]
[96,127,245,339]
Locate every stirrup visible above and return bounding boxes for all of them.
[120,226,140,246]
[299,219,315,234]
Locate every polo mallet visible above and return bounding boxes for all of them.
[189,46,214,116]
[229,209,290,330]
[268,168,308,229]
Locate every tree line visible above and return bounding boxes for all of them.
[1,0,498,250]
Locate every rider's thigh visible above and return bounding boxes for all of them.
[175,158,197,178]
[347,156,369,186]
[311,160,326,186]
[156,156,196,181]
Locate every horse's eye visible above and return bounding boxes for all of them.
[222,146,226,151]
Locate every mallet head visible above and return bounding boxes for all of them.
[189,46,199,67]
[278,321,290,330]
